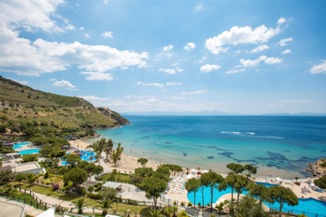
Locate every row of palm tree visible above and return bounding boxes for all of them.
[70,187,116,215]
[185,163,298,217]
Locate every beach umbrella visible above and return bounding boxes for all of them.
[275,177,282,182]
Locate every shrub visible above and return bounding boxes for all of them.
[180,201,185,206]
[187,202,192,207]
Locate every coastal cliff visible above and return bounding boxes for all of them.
[0,76,128,139]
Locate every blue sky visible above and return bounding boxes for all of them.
[1,0,326,114]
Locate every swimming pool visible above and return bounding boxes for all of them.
[187,183,326,216]
[61,150,97,166]
[80,150,97,162]
[18,148,40,155]
[13,141,31,150]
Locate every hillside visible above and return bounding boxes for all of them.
[0,76,129,139]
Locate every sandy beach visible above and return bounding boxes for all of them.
[69,139,325,204]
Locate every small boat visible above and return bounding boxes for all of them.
[183,151,187,156]
[207,156,214,159]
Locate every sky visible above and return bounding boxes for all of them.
[1,0,326,114]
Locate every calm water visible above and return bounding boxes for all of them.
[93,116,326,178]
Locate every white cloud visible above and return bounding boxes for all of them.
[137,81,182,88]
[181,90,207,95]
[282,49,292,55]
[277,17,286,24]
[0,1,148,79]
[240,55,282,67]
[184,42,196,51]
[264,56,283,64]
[80,71,114,80]
[159,67,183,74]
[81,96,108,101]
[103,0,109,4]
[102,31,113,39]
[52,79,76,89]
[79,26,84,31]
[277,37,293,46]
[225,67,246,74]
[310,60,326,74]
[200,64,221,73]
[163,44,174,52]
[206,21,281,54]
[250,45,269,53]
[0,0,70,33]
[83,33,90,38]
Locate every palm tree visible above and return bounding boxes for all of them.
[185,178,201,209]
[164,206,172,217]
[104,139,113,162]
[99,197,114,216]
[150,208,164,217]
[171,205,178,217]
[70,197,88,214]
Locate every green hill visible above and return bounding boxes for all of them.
[0,76,129,139]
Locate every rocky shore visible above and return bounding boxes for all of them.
[306,158,326,177]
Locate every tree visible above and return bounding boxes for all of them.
[227,163,244,174]
[138,158,148,167]
[164,206,173,217]
[100,188,116,216]
[64,167,88,188]
[244,164,257,180]
[314,176,326,189]
[185,178,201,209]
[235,195,268,217]
[269,186,298,217]
[0,169,13,185]
[112,143,124,166]
[104,139,113,162]
[26,173,37,185]
[150,209,164,217]
[22,154,38,163]
[248,183,271,207]
[200,171,224,212]
[63,154,81,168]
[141,176,167,208]
[234,175,248,203]
[218,173,237,214]
[70,197,88,214]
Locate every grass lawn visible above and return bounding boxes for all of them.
[99,172,131,183]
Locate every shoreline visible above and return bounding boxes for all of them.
[68,139,325,203]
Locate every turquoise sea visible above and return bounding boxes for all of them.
[93,116,326,178]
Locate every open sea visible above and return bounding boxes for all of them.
[92,115,326,179]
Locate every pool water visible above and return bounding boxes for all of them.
[187,183,326,216]
[80,150,96,162]
[61,150,97,166]
[13,141,31,150]
[18,148,40,155]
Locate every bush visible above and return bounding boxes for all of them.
[88,193,102,200]
[181,201,185,206]
[187,202,192,207]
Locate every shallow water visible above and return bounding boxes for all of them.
[91,115,326,178]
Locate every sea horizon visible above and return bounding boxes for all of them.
[88,115,326,179]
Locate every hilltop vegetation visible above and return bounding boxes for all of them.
[0,76,129,140]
